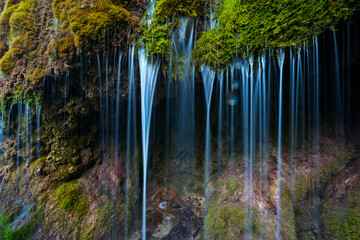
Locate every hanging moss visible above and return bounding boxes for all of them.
[193,0,360,68]
[141,0,207,59]
[0,0,39,76]
[52,0,135,49]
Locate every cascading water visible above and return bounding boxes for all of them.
[36,105,41,160]
[276,49,285,240]
[97,53,104,161]
[165,18,196,188]
[16,101,23,196]
[125,45,136,240]
[138,48,160,239]
[333,31,344,141]
[115,53,123,164]
[217,71,224,178]
[0,109,3,151]
[201,65,215,206]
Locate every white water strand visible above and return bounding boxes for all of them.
[115,52,123,163]
[36,105,41,160]
[201,65,215,207]
[276,49,285,240]
[125,45,136,240]
[139,48,160,240]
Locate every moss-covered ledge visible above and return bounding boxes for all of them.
[192,0,360,69]
[140,0,208,59]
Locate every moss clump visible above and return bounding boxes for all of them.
[55,181,89,218]
[225,179,239,195]
[154,0,207,21]
[0,0,39,76]
[193,0,360,68]
[141,0,207,59]
[0,205,39,240]
[52,0,135,49]
[204,203,245,239]
[81,201,128,240]
[2,216,37,240]
[323,188,360,239]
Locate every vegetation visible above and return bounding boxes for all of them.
[141,0,207,58]
[0,206,39,240]
[0,0,38,75]
[193,0,360,68]
[323,187,360,239]
[204,203,245,239]
[55,181,89,218]
[52,0,137,49]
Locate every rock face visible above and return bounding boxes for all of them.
[129,187,203,240]
[322,155,360,239]
[204,137,360,240]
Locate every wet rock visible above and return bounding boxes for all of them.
[146,187,203,239]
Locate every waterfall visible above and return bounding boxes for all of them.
[138,48,160,240]
[115,52,123,164]
[171,18,196,159]
[217,71,224,178]
[201,65,215,206]
[241,60,250,236]
[260,54,267,193]
[314,37,320,150]
[290,49,297,196]
[0,110,3,151]
[97,53,104,161]
[125,45,136,240]
[105,55,109,144]
[64,73,69,139]
[276,49,285,240]
[24,104,30,165]
[36,106,41,160]
[230,65,235,161]
[333,31,344,140]
[16,101,23,196]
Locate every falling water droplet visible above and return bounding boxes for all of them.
[232,80,240,90]
[227,92,239,106]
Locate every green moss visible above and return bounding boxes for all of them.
[56,164,81,182]
[141,0,207,59]
[0,3,19,33]
[3,216,37,240]
[0,204,39,240]
[141,22,171,58]
[323,188,360,239]
[9,0,37,37]
[55,181,89,218]
[204,203,245,239]
[52,0,133,49]
[0,0,38,76]
[193,0,360,68]
[155,0,207,21]
[225,178,239,195]
[81,201,128,239]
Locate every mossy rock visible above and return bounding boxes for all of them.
[0,205,39,240]
[55,181,89,218]
[193,0,360,68]
[52,0,135,49]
